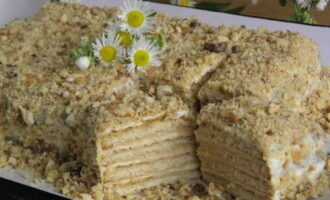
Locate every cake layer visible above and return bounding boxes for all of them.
[99,119,194,151]
[104,153,198,181]
[196,125,263,159]
[106,169,200,195]
[105,141,196,168]
[203,172,271,200]
[198,148,268,178]
[201,161,270,193]
[102,137,196,167]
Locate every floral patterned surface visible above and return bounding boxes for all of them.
[152,0,330,25]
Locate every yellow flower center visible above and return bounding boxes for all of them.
[118,32,133,47]
[100,46,117,63]
[127,10,145,28]
[133,50,150,67]
[180,0,190,7]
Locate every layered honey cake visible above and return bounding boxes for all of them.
[94,88,200,196]
[0,1,329,200]
[196,98,328,200]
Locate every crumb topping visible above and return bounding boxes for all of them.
[197,97,326,154]
[198,29,321,107]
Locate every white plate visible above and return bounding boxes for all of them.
[0,0,329,199]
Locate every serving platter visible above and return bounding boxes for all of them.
[0,0,329,199]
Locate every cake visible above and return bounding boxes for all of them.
[0,1,329,200]
[196,98,328,200]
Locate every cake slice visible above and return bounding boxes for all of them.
[196,97,328,200]
[198,30,321,108]
[92,88,200,197]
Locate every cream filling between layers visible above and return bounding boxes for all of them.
[99,110,191,135]
[101,136,195,164]
[104,143,196,167]
[101,129,193,152]
[106,170,200,195]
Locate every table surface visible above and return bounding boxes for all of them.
[152,0,330,26]
[0,0,329,199]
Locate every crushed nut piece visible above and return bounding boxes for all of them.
[203,42,227,53]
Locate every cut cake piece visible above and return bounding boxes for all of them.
[92,88,200,197]
[196,97,328,200]
[198,29,321,108]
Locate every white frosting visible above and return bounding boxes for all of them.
[175,110,189,118]
[326,136,330,155]
[307,161,325,182]
[267,132,326,196]
[268,158,283,178]
[273,190,281,200]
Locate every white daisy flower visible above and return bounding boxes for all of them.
[296,0,311,8]
[92,31,123,66]
[127,36,161,73]
[107,23,134,48]
[315,0,329,10]
[170,0,196,7]
[118,0,155,36]
[75,56,90,70]
[296,0,329,10]
[118,31,134,48]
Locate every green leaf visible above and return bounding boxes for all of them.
[225,6,246,14]
[196,2,231,11]
[148,12,157,17]
[279,0,287,7]
[68,36,96,65]
[289,2,316,24]
[145,34,167,51]
[156,34,167,51]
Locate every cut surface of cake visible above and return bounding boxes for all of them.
[92,88,200,197]
[196,97,328,200]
